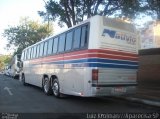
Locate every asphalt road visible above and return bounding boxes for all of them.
[0,74,159,118]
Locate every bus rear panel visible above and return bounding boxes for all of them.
[85,16,138,97]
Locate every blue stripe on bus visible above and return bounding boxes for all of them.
[31,62,138,69]
[41,58,138,66]
[47,62,138,69]
[87,63,138,69]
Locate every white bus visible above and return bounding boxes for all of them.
[20,15,139,98]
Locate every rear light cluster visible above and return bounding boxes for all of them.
[92,69,99,81]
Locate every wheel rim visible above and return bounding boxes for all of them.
[44,78,49,93]
[52,81,59,96]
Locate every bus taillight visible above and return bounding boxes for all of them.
[92,69,99,81]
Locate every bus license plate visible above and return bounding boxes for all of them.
[113,87,126,93]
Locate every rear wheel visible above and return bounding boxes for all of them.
[52,78,61,98]
[43,77,52,95]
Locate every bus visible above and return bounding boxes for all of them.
[10,54,21,78]
[19,15,139,98]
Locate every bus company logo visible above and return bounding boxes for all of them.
[102,29,136,45]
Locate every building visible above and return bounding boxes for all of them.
[141,21,160,49]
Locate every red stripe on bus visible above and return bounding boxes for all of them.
[88,49,137,57]
[30,49,138,64]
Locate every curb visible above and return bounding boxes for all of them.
[125,97,160,107]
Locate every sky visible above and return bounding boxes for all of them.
[0,0,64,55]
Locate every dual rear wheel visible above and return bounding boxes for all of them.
[43,77,61,98]
[22,75,62,98]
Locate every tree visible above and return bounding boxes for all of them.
[38,0,140,28]
[3,17,53,55]
[0,55,11,71]
[120,0,140,19]
[140,0,160,20]
[0,61,4,71]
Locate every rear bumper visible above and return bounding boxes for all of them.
[92,83,137,87]
[91,84,137,96]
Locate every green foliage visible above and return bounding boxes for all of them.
[0,61,4,71]
[140,0,160,20]
[39,0,141,28]
[3,17,54,55]
[0,55,11,70]
[120,0,140,19]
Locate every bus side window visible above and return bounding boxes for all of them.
[58,33,66,53]
[53,37,59,54]
[73,27,81,49]
[47,38,53,55]
[39,42,44,57]
[21,51,24,60]
[24,50,27,60]
[28,48,31,60]
[43,41,48,56]
[33,45,37,58]
[81,25,88,48]
[65,31,73,51]
[30,47,34,59]
[36,44,40,58]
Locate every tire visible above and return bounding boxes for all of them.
[52,78,62,98]
[14,75,18,79]
[43,77,52,95]
[22,74,27,86]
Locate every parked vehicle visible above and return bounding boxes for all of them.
[9,54,21,78]
[4,65,11,76]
